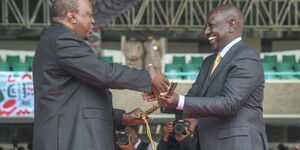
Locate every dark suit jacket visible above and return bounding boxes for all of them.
[161,41,268,150]
[32,22,152,150]
[183,41,268,150]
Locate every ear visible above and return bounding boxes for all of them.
[66,12,77,24]
[229,19,236,33]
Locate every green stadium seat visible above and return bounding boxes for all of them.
[25,56,34,65]
[263,55,277,66]
[182,64,200,80]
[0,62,10,71]
[165,64,182,79]
[263,62,277,80]
[11,62,30,72]
[275,63,296,79]
[190,56,203,64]
[263,62,275,71]
[100,56,113,63]
[282,55,296,66]
[172,56,186,65]
[6,55,20,64]
[276,62,293,71]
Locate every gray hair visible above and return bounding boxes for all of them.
[51,0,79,18]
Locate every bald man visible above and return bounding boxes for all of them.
[145,4,268,150]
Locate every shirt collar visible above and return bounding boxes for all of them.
[135,138,141,149]
[219,37,242,58]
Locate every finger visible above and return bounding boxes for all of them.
[160,82,169,92]
[159,92,168,97]
[159,85,165,93]
[157,100,165,107]
[146,98,157,102]
[162,75,170,86]
[128,135,133,144]
[143,94,155,100]
[159,96,168,101]
[141,93,153,99]
[145,96,157,102]
[146,99,156,102]
[130,114,140,119]
[185,128,191,135]
[141,93,149,97]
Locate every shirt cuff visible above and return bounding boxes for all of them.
[176,95,185,110]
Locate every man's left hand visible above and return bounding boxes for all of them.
[158,92,180,108]
[122,108,145,126]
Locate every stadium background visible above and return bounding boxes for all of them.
[0,0,300,150]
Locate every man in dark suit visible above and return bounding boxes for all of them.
[144,4,268,150]
[32,0,169,150]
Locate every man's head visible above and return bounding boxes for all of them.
[52,0,95,39]
[204,5,244,51]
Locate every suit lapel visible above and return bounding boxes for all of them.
[200,41,244,96]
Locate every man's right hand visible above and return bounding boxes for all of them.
[158,92,179,108]
[147,64,170,101]
[122,108,145,126]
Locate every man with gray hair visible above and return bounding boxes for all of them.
[33,0,169,150]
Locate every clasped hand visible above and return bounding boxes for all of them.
[142,92,179,108]
[143,64,180,108]
[147,64,170,99]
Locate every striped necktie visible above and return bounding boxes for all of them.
[210,54,222,75]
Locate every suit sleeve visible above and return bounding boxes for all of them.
[113,109,126,130]
[55,32,151,93]
[183,50,264,117]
